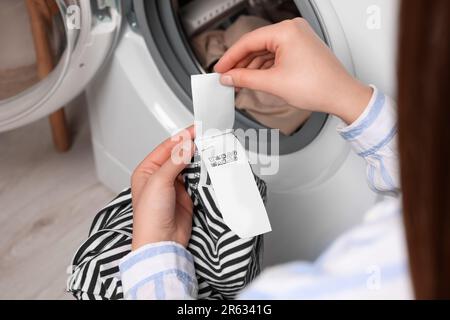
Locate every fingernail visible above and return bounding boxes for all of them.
[220,74,234,87]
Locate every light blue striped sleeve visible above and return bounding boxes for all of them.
[337,86,399,194]
[119,241,198,300]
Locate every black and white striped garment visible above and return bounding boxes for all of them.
[67,155,266,300]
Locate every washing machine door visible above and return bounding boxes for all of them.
[0,0,121,132]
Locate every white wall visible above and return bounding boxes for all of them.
[0,0,36,69]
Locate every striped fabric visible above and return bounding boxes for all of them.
[67,154,266,300]
[66,189,133,300]
[183,154,265,299]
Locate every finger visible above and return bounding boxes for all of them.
[154,141,195,183]
[261,59,275,70]
[246,53,275,70]
[220,68,276,93]
[226,53,274,91]
[234,50,270,69]
[214,24,280,73]
[175,180,193,214]
[136,125,195,173]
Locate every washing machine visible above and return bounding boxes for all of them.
[0,0,399,266]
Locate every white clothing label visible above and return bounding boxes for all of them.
[191,73,272,238]
[191,73,235,135]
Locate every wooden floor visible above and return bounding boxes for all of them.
[0,96,115,299]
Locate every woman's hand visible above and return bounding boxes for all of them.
[130,126,195,250]
[214,18,373,124]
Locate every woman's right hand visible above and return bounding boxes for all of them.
[214,18,373,124]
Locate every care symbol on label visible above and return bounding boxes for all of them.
[208,151,238,167]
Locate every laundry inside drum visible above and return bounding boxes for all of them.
[0,0,66,101]
[177,0,312,136]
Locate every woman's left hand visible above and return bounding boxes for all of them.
[130,126,195,250]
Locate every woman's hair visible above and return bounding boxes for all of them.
[398,0,449,299]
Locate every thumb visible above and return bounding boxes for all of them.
[220,68,274,93]
[155,141,195,183]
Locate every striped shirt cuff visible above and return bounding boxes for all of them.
[337,85,397,157]
[119,241,197,300]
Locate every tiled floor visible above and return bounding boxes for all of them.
[0,96,115,299]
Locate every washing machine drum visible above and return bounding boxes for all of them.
[0,0,121,132]
[133,0,331,155]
